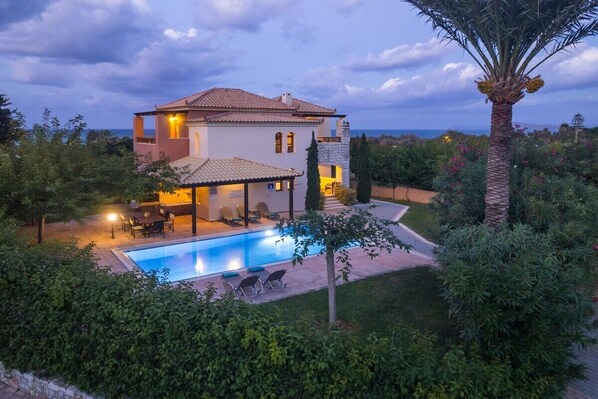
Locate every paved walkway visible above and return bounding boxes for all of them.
[0,384,31,399]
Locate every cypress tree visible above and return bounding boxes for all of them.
[305,131,321,211]
[356,133,372,203]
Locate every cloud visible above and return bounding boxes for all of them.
[336,0,366,15]
[0,0,153,64]
[0,0,52,29]
[194,0,293,32]
[347,38,454,71]
[85,32,239,97]
[9,57,73,87]
[549,47,598,88]
[163,28,197,40]
[329,62,482,109]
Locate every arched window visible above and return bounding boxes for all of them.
[287,132,295,153]
[275,132,282,153]
[194,133,200,156]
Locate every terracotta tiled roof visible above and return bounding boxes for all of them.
[171,157,302,186]
[157,88,297,111]
[271,96,336,115]
[188,112,323,124]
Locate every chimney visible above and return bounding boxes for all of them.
[281,92,293,105]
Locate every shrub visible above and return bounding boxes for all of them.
[437,224,596,397]
[319,189,326,210]
[334,184,356,206]
[0,219,446,398]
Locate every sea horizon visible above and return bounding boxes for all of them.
[87,127,491,140]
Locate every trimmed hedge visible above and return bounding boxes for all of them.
[0,222,445,398]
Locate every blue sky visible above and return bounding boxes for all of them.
[1,0,597,130]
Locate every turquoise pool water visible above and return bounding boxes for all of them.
[125,229,323,282]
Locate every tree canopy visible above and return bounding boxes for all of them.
[404,0,598,226]
[279,207,409,324]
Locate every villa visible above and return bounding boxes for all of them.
[133,88,350,234]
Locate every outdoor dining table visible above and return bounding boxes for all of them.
[132,213,164,227]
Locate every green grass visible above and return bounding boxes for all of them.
[373,197,441,242]
[259,266,455,344]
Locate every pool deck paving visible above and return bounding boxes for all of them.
[13,201,598,399]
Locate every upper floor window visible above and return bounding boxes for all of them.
[287,132,295,153]
[275,132,282,153]
[169,115,180,138]
[194,132,200,156]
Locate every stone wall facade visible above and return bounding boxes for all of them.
[371,185,437,204]
[0,363,96,399]
[318,118,351,186]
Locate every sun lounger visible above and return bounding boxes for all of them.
[221,272,261,298]
[221,206,243,225]
[248,267,287,291]
[256,202,279,219]
[237,205,260,223]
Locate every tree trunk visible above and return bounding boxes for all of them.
[484,102,513,228]
[37,216,45,244]
[325,245,337,325]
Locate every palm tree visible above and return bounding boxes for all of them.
[404,0,598,227]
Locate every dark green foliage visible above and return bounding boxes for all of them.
[0,217,499,398]
[0,94,24,145]
[431,141,488,228]
[0,110,182,243]
[438,224,596,397]
[355,133,371,203]
[305,131,321,211]
[333,184,356,205]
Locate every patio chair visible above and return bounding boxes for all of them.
[248,267,287,291]
[119,213,130,232]
[129,217,146,238]
[256,202,279,219]
[220,206,242,225]
[164,213,175,232]
[148,220,165,238]
[221,272,261,298]
[237,205,260,223]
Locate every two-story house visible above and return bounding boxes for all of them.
[133,88,350,234]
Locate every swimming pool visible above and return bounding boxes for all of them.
[124,229,324,282]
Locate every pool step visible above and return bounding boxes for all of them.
[323,196,346,211]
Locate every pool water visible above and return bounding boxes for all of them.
[125,229,324,282]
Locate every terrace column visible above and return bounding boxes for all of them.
[244,182,249,228]
[289,177,294,219]
[191,186,197,236]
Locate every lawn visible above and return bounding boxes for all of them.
[259,266,455,344]
[373,197,441,242]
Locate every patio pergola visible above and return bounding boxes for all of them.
[170,157,303,235]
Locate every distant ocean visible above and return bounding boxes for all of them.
[87,128,489,140]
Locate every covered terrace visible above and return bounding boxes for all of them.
[169,156,303,235]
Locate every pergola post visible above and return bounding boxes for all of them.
[243,182,249,228]
[289,177,294,219]
[191,186,197,236]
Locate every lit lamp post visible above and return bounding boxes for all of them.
[107,213,117,239]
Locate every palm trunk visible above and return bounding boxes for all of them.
[484,102,513,228]
[325,245,337,325]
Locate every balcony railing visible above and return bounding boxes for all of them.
[317,136,341,143]
[136,137,156,144]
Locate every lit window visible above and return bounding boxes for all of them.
[169,115,180,138]
[275,181,283,191]
[287,132,294,153]
[275,132,282,153]
[286,180,294,190]
[194,133,200,155]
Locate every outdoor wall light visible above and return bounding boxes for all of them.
[107,213,117,239]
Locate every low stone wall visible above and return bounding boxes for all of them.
[0,363,96,399]
[371,185,437,204]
